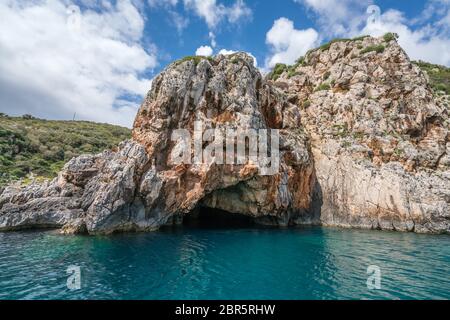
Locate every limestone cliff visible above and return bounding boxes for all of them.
[0,53,315,234]
[0,36,448,234]
[273,35,449,233]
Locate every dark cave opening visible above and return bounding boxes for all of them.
[183,206,255,229]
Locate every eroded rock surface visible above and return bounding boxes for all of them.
[1,37,449,234]
[0,140,148,233]
[0,53,315,234]
[274,35,450,233]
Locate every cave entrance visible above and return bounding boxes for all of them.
[183,206,255,229]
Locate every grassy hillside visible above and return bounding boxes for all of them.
[0,114,131,186]
[413,61,450,95]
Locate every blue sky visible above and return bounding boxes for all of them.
[0,0,449,127]
[147,0,447,72]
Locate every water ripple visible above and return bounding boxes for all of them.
[0,227,449,300]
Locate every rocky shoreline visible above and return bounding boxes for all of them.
[1,35,448,234]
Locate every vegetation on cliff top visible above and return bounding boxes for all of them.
[360,44,385,54]
[175,55,215,66]
[267,33,450,97]
[268,33,395,81]
[413,61,450,95]
[0,114,130,186]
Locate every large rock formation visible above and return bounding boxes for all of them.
[0,36,448,234]
[0,53,315,234]
[273,35,449,233]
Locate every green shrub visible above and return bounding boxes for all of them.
[333,123,349,137]
[287,69,301,78]
[176,55,214,66]
[413,60,450,95]
[360,45,385,54]
[319,38,349,51]
[22,114,35,120]
[302,100,311,109]
[434,83,448,93]
[296,56,306,66]
[383,32,398,42]
[341,141,352,148]
[352,35,370,41]
[269,63,288,80]
[0,115,131,186]
[316,35,369,52]
[315,83,331,91]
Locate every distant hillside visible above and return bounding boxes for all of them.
[0,114,131,186]
[413,60,450,95]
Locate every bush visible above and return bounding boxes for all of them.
[383,32,398,42]
[315,83,331,91]
[302,100,311,109]
[319,38,354,51]
[269,63,288,80]
[414,60,450,95]
[316,35,369,52]
[287,69,301,78]
[296,56,306,66]
[0,114,131,186]
[176,56,214,66]
[435,83,448,92]
[360,45,385,54]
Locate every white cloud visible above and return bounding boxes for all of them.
[218,49,236,55]
[415,0,450,28]
[294,0,371,37]
[169,10,190,33]
[183,0,251,29]
[265,17,319,68]
[0,0,156,127]
[209,31,217,48]
[149,0,251,49]
[148,0,179,7]
[195,45,213,56]
[148,0,189,33]
[362,9,450,66]
[218,49,258,67]
[293,0,450,66]
[227,0,252,24]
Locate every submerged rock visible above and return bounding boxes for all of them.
[0,37,448,234]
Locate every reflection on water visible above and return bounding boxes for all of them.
[0,225,449,300]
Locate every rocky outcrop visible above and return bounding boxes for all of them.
[132,53,314,225]
[0,53,315,234]
[0,140,149,233]
[274,35,450,233]
[0,36,448,234]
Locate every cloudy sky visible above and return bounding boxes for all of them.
[0,0,449,127]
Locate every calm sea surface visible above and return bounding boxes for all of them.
[0,221,449,300]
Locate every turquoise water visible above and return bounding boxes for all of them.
[0,223,449,300]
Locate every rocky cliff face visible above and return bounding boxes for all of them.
[273,35,449,233]
[0,53,315,234]
[0,36,448,234]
